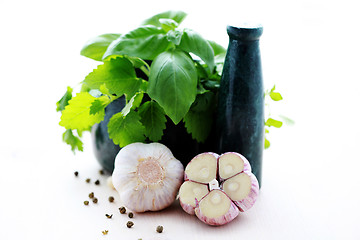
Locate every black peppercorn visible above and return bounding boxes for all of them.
[156,225,163,233]
[127,221,134,228]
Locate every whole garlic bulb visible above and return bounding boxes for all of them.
[112,142,184,212]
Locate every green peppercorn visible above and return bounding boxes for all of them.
[84,200,89,206]
[89,192,94,199]
[108,196,114,202]
[128,212,134,218]
[95,179,100,185]
[126,221,134,228]
[93,198,98,204]
[119,206,126,214]
[156,225,163,233]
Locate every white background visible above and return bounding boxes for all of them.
[0,0,359,239]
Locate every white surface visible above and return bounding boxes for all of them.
[1,0,360,239]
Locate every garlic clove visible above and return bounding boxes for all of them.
[194,189,239,226]
[178,180,209,215]
[218,152,252,180]
[222,172,259,212]
[184,152,218,184]
[112,142,184,212]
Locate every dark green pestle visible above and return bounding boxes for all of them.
[216,24,264,187]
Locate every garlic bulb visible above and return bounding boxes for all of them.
[112,142,184,212]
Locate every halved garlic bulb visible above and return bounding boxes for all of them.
[112,142,184,212]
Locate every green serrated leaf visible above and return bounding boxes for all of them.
[166,29,183,45]
[108,111,146,147]
[63,129,83,153]
[103,26,170,60]
[84,57,141,98]
[142,10,187,27]
[80,34,121,61]
[148,49,197,124]
[90,96,111,115]
[184,92,215,142]
[59,92,105,131]
[138,101,167,141]
[178,29,215,71]
[265,118,283,128]
[56,86,73,112]
[121,92,143,116]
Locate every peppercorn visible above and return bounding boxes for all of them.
[119,206,126,214]
[99,169,104,175]
[126,221,134,228]
[84,200,89,206]
[105,214,113,219]
[108,196,114,202]
[156,225,163,233]
[85,178,91,183]
[89,192,94,199]
[92,198,98,204]
[95,179,100,185]
[74,171,79,177]
[128,212,134,218]
[102,230,108,235]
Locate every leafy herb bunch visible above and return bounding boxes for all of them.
[56,10,285,153]
[56,11,226,152]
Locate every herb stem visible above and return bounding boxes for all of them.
[140,65,150,77]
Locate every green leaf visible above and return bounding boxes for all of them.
[264,137,270,149]
[142,10,187,27]
[270,92,283,101]
[159,18,178,32]
[208,40,227,56]
[103,26,170,60]
[148,49,197,124]
[108,111,146,147]
[90,95,111,115]
[166,29,183,45]
[279,115,295,126]
[138,101,167,141]
[265,118,283,128]
[56,86,73,112]
[80,34,121,61]
[183,92,215,142]
[59,92,105,131]
[63,129,83,152]
[84,57,141,98]
[121,92,143,116]
[178,29,215,71]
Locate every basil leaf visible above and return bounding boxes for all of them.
[84,57,141,98]
[166,29,183,45]
[142,10,187,27]
[103,26,170,60]
[159,18,178,32]
[80,34,120,61]
[108,111,146,147]
[208,40,227,56]
[148,49,197,124]
[138,101,167,141]
[179,29,215,71]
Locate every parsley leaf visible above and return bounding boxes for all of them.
[89,95,111,115]
[63,129,83,152]
[84,57,141,98]
[59,92,105,131]
[138,101,167,141]
[56,86,73,112]
[184,92,215,142]
[108,111,146,147]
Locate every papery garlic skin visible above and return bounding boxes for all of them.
[112,143,184,212]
